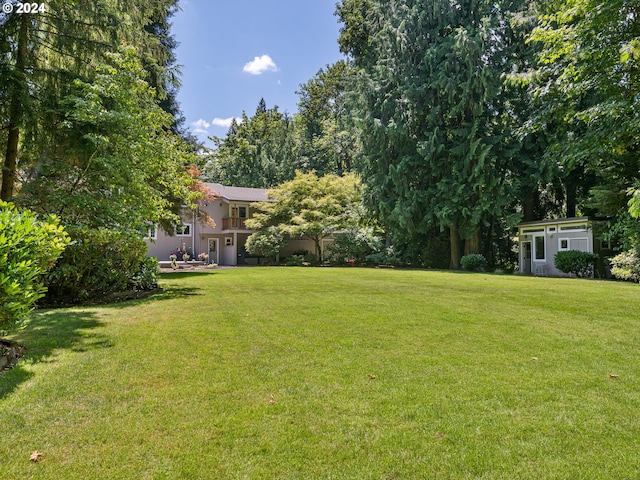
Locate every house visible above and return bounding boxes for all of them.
[144,183,329,265]
[516,217,610,276]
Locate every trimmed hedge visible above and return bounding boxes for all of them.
[554,250,597,278]
[44,227,155,305]
[0,201,69,331]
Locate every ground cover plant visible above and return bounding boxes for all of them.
[1,268,639,479]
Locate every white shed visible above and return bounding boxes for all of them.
[516,217,594,276]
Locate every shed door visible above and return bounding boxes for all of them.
[522,242,532,274]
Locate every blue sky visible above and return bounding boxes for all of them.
[171,1,345,146]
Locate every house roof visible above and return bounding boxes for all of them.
[516,216,589,228]
[205,183,270,203]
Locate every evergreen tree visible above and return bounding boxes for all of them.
[338,0,514,268]
[296,61,359,175]
[202,99,299,188]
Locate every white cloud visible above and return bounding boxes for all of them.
[243,54,278,75]
[212,117,242,128]
[191,118,211,136]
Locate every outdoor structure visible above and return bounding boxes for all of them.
[144,183,329,265]
[516,217,610,277]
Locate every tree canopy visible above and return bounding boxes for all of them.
[0,0,194,233]
[245,171,361,262]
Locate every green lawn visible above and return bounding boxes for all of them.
[1,268,639,479]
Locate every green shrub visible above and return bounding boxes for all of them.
[365,246,401,265]
[285,254,305,266]
[554,250,597,277]
[245,227,286,261]
[326,228,383,264]
[44,227,148,304]
[129,256,160,291]
[283,250,317,265]
[460,254,487,272]
[610,249,640,283]
[0,201,69,331]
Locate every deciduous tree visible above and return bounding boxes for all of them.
[246,171,360,262]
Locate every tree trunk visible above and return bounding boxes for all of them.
[449,225,462,270]
[523,188,536,222]
[1,15,29,202]
[483,217,494,267]
[314,238,322,263]
[464,229,481,256]
[566,183,577,218]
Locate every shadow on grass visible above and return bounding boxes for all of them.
[93,285,204,311]
[0,309,108,400]
[159,270,219,280]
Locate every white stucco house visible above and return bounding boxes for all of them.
[144,183,329,266]
[516,217,609,276]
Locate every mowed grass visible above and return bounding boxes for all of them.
[1,268,639,479]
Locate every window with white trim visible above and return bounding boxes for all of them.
[176,224,192,236]
[559,238,569,251]
[534,235,545,260]
[559,224,587,232]
[145,225,157,240]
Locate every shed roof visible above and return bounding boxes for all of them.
[516,217,589,228]
[206,183,270,203]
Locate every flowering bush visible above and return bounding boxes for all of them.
[610,249,640,282]
[198,253,209,261]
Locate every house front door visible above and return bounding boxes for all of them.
[208,238,219,265]
[522,241,532,274]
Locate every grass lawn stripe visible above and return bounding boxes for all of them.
[1,268,639,479]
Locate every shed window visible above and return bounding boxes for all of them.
[534,236,545,260]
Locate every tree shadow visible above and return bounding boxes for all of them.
[0,309,108,400]
[1,273,212,398]
[159,270,219,280]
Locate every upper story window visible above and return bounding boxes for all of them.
[176,224,192,236]
[145,225,157,240]
[231,205,248,218]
